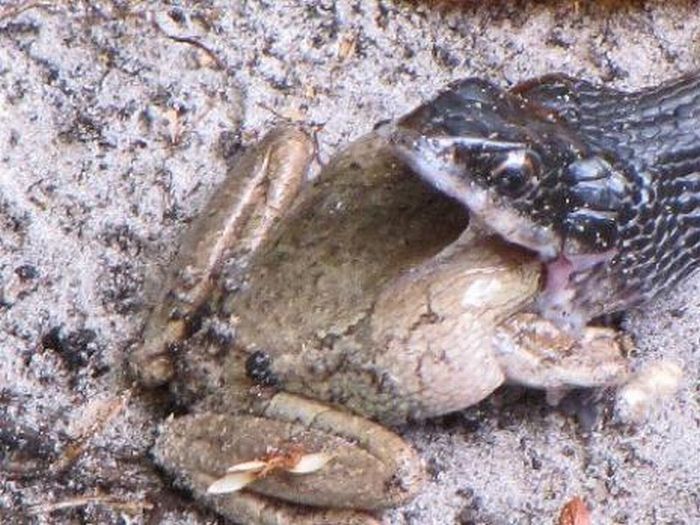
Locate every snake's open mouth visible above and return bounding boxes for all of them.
[383,124,615,331]
[385,124,561,259]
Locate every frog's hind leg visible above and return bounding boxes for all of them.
[152,392,424,524]
[200,490,379,525]
[132,128,314,387]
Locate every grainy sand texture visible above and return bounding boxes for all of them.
[1,1,699,524]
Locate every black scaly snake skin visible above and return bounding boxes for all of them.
[390,73,700,326]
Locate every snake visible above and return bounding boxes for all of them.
[386,73,700,330]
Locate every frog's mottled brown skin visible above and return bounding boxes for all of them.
[133,128,627,525]
[133,128,313,387]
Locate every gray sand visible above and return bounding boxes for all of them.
[1,1,699,524]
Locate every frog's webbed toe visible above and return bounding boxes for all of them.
[153,393,424,524]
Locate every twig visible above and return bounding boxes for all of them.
[151,14,225,70]
[164,33,225,70]
[27,493,153,515]
[51,390,131,475]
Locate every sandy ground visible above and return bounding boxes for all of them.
[1,1,699,524]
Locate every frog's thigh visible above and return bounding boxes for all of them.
[494,312,630,390]
[133,128,313,387]
[153,393,423,522]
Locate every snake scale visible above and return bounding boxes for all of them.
[388,73,700,329]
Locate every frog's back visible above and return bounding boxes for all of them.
[220,135,475,420]
[226,135,469,360]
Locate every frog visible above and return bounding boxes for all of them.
[131,126,629,525]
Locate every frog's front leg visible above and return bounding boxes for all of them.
[152,389,423,525]
[494,312,630,405]
[496,313,629,388]
[132,128,314,386]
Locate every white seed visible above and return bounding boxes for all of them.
[207,471,258,494]
[286,452,333,474]
[226,460,268,473]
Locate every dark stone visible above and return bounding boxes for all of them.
[245,350,279,387]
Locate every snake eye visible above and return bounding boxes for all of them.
[490,149,540,198]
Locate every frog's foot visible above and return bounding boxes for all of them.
[152,392,424,525]
[132,128,314,387]
[615,360,683,423]
[494,312,630,396]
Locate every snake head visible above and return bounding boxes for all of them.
[386,78,624,261]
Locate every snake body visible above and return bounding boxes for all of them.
[389,73,700,327]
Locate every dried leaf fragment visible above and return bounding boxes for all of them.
[559,496,591,525]
[338,32,358,61]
